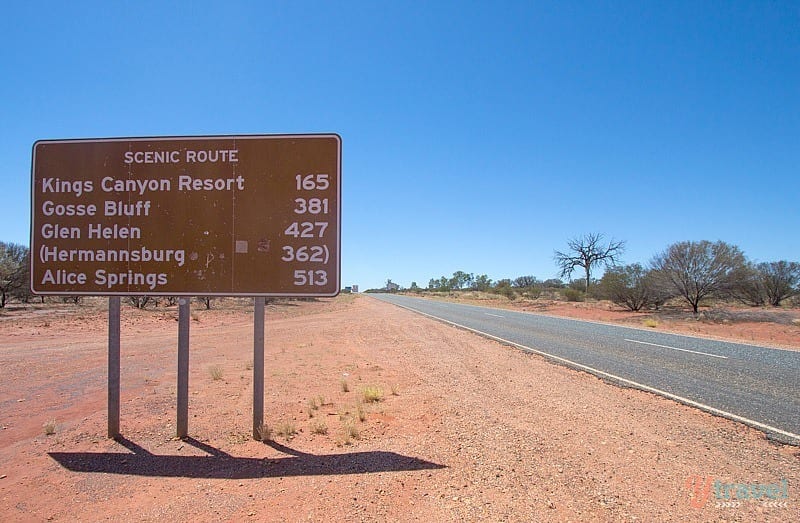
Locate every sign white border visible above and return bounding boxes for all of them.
[30,133,342,297]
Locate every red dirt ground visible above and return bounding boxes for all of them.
[0,295,797,521]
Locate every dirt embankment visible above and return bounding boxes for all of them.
[0,295,797,521]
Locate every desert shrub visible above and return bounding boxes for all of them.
[563,288,585,302]
[568,278,587,292]
[522,287,542,299]
[542,279,564,289]
[598,263,654,311]
[497,286,517,300]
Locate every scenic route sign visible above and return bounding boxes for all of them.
[30,134,341,296]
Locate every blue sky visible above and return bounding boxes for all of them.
[2,1,798,291]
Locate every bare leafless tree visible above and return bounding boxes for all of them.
[196,296,213,310]
[651,240,746,313]
[513,275,538,288]
[0,242,29,308]
[127,296,151,309]
[728,262,767,306]
[164,296,180,307]
[554,233,625,292]
[759,261,800,306]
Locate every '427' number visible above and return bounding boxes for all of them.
[284,221,328,238]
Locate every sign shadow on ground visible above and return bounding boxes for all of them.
[49,436,445,479]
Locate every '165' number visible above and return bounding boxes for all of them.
[295,173,329,191]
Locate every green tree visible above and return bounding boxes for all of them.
[494,279,512,289]
[493,279,516,300]
[449,271,473,290]
[474,274,493,291]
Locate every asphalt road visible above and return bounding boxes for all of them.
[372,293,800,444]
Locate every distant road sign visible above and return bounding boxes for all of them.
[31,134,341,296]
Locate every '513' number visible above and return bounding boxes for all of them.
[294,269,327,286]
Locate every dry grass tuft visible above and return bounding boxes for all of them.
[362,386,384,403]
[306,397,319,418]
[336,420,360,445]
[255,423,273,442]
[643,318,658,328]
[344,421,360,439]
[208,365,224,380]
[356,402,367,422]
[43,420,57,436]
[275,421,296,440]
[311,420,328,435]
[340,379,350,393]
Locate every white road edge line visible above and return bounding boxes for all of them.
[386,300,800,444]
[624,339,728,359]
[424,296,799,353]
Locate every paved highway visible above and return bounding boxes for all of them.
[372,293,800,444]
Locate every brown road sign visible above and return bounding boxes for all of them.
[30,134,341,296]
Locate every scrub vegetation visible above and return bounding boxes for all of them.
[375,236,799,314]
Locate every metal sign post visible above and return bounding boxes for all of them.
[253,297,265,439]
[107,297,121,438]
[177,298,190,438]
